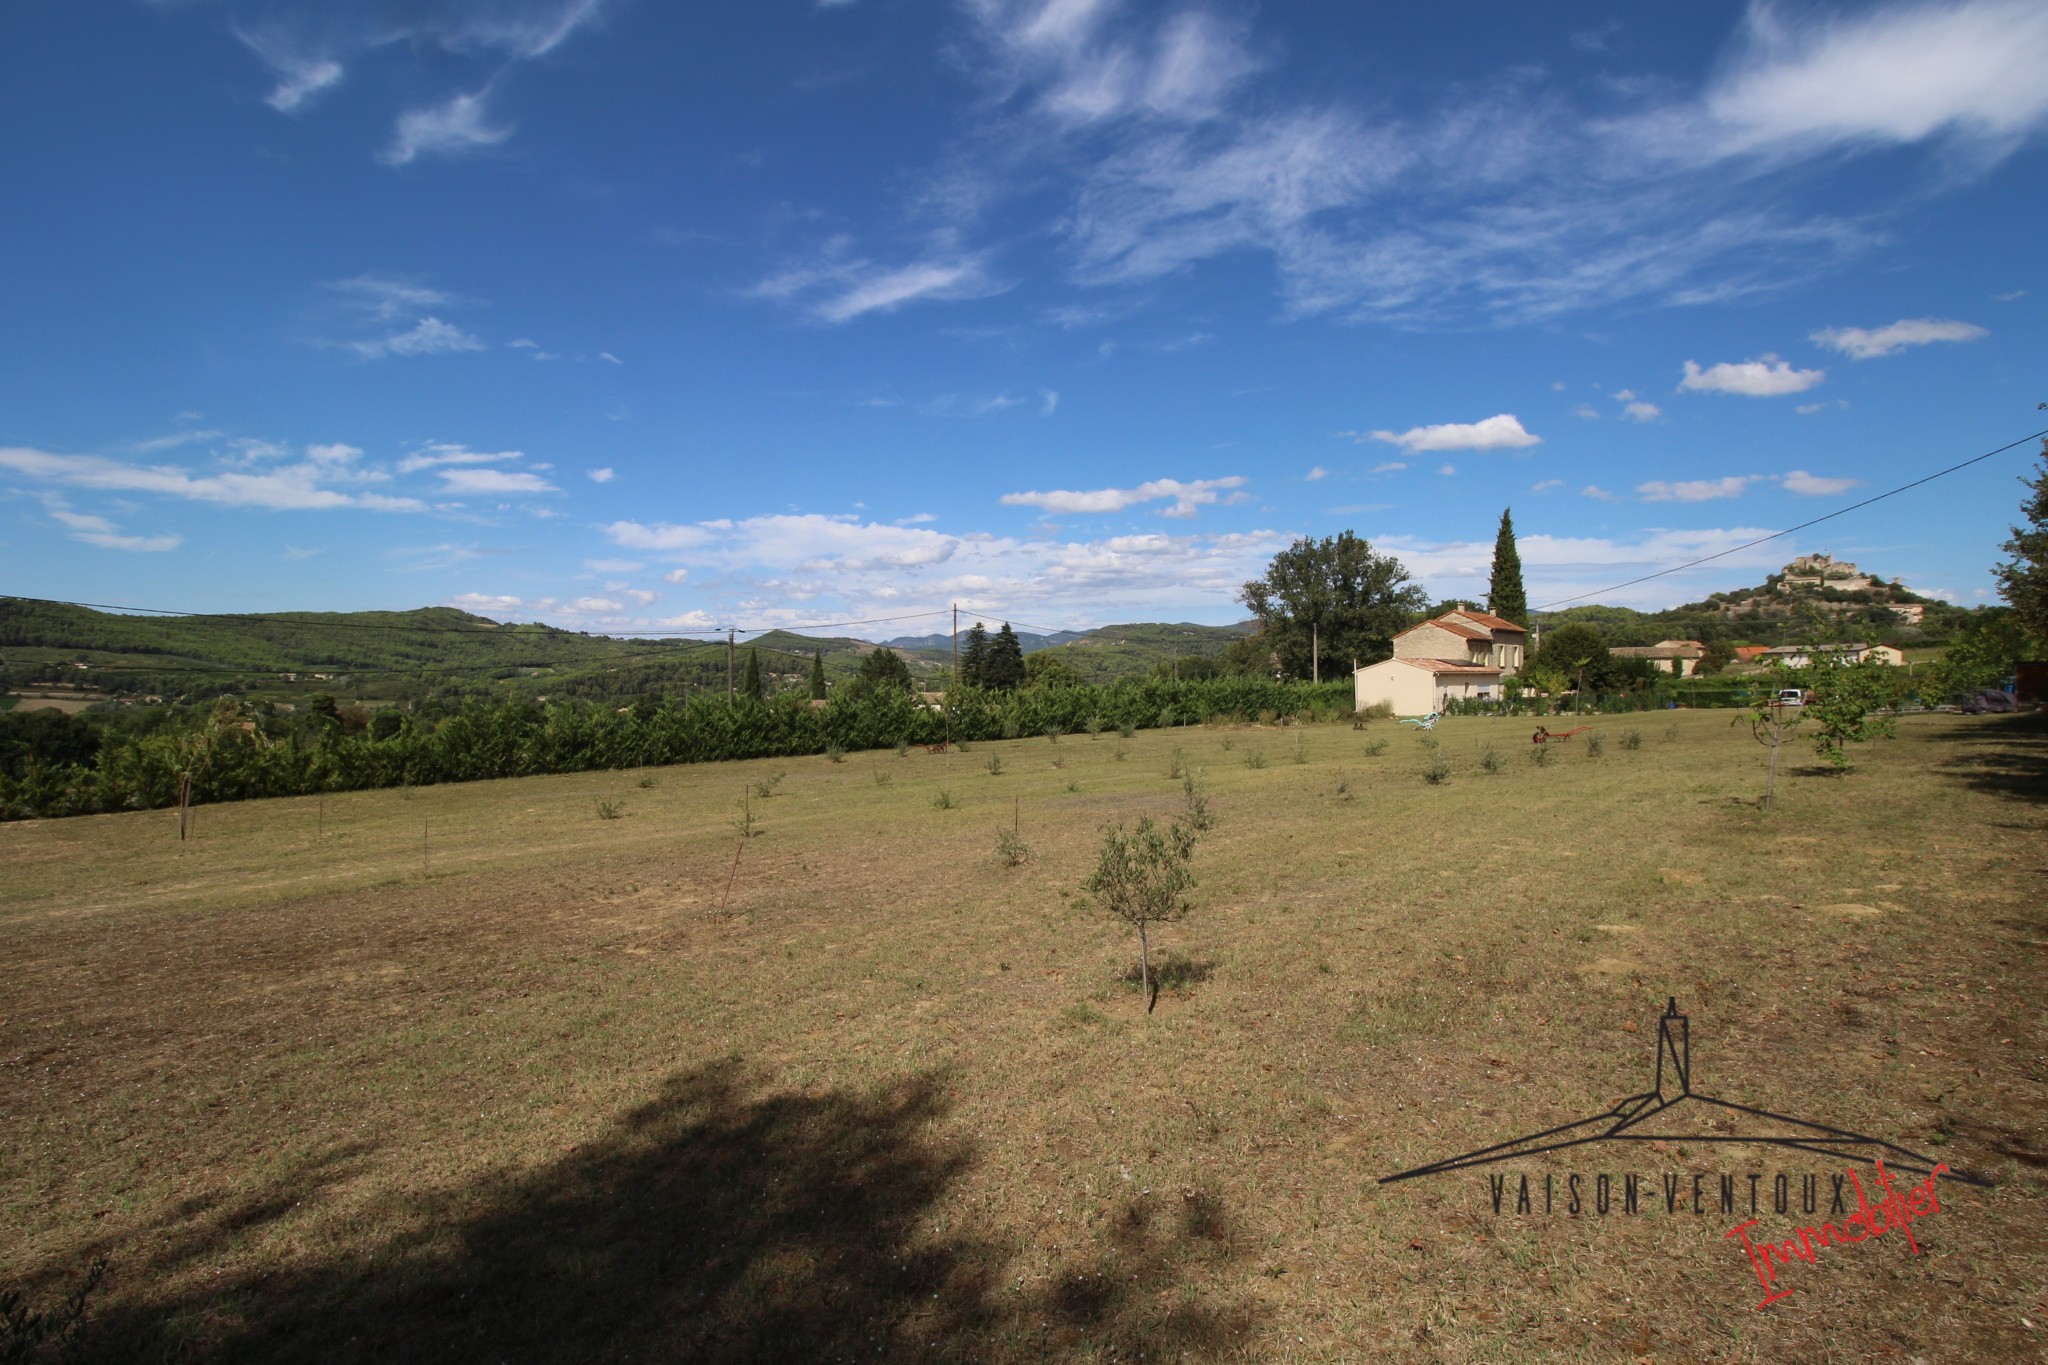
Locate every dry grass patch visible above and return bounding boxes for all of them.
[1,712,2044,1361]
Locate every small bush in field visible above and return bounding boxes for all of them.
[1480,747,1507,774]
[824,743,846,764]
[994,827,1030,867]
[1364,737,1389,756]
[1243,747,1268,769]
[1168,747,1188,779]
[1586,730,1607,758]
[1531,743,1552,767]
[895,738,911,757]
[1422,753,1452,784]
[984,754,1004,776]
[1086,716,1105,738]
[1292,734,1309,765]
[1620,728,1643,751]
[1117,720,1136,739]
[1181,772,1214,831]
[596,798,625,820]
[1664,723,1679,742]
[636,774,657,788]
[932,788,954,810]
[1044,725,1062,744]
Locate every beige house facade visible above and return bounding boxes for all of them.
[1390,609,1527,672]
[1354,657,1503,715]
[1610,639,1707,677]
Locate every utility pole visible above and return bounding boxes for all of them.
[952,603,959,687]
[726,629,735,702]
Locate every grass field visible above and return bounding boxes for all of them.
[3,710,2044,1362]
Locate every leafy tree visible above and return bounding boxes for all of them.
[1920,609,2026,700]
[809,648,827,700]
[1528,623,1609,704]
[1737,665,1805,811]
[1023,651,1086,687]
[984,624,1026,691]
[1085,816,1198,1013]
[1238,532,1429,681]
[1803,654,1901,767]
[1995,436,2048,649]
[961,623,990,688]
[854,645,915,694]
[1487,508,1528,626]
[741,648,764,702]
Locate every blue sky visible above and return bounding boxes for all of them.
[2,0,2044,637]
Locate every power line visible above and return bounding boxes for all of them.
[1531,425,2048,613]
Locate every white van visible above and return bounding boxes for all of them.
[1777,688,1805,707]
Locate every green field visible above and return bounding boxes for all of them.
[2,711,2043,1361]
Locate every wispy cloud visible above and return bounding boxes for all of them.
[1637,475,1757,502]
[1782,469,1861,495]
[1679,356,1824,396]
[0,444,426,512]
[1811,317,1988,359]
[437,467,559,495]
[382,89,512,166]
[40,498,180,553]
[1367,414,1539,452]
[355,316,488,358]
[586,467,616,483]
[1000,475,1248,518]
[1621,400,1662,422]
[889,0,2048,327]
[1304,466,1328,481]
[754,247,1004,323]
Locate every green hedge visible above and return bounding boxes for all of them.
[0,678,1356,821]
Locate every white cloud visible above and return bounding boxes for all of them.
[0,445,426,513]
[446,592,527,615]
[1581,485,1620,502]
[1691,0,2048,160]
[1532,479,1565,492]
[599,351,623,364]
[262,56,343,113]
[1368,414,1540,452]
[305,442,363,464]
[663,568,689,584]
[756,250,1004,323]
[583,558,643,573]
[370,317,488,357]
[1304,466,1328,481]
[1377,525,1790,610]
[381,89,512,167]
[621,589,658,606]
[1621,400,1662,422]
[999,475,1247,518]
[1041,389,1060,415]
[437,467,560,495]
[1810,317,1988,359]
[1573,404,1601,420]
[1782,469,1861,495]
[1637,476,1756,502]
[1613,389,1637,401]
[1678,356,1824,396]
[1795,399,1847,415]
[587,467,616,483]
[324,274,460,321]
[1437,464,1456,477]
[42,501,180,553]
[570,596,625,614]
[896,512,938,524]
[395,443,524,474]
[1370,461,1406,474]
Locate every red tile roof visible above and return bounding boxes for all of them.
[1388,657,1503,675]
[1396,617,1489,640]
[1447,609,1527,633]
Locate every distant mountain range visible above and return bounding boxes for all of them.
[880,628,1087,653]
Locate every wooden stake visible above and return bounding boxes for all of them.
[1014,796,1019,834]
[317,794,325,840]
[422,820,429,876]
[721,835,746,911]
[178,772,191,842]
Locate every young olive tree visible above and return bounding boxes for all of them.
[1738,664,1805,810]
[1804,654,1902,767]
[1086,816,1198,1013]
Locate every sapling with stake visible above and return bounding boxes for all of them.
[1085,816,1199,1014]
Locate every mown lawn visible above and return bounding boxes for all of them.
[2,709,2043,1362]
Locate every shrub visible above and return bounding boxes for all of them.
[1051,755,1067,769]
[872,769,893,786]
[1586,730,1606,758]
[1664,723,1679,742]
[1085,715,1105,738]
[1001,714,1023,740]
[1292,734,1309,765]
[1364,737,1389,756]
[1480,747,1507,774]
[596,798,625,819]
[994,826,1030,867]
[1044,725,1062,744]
[1168,747,1188,780]
[1531,743,1552,767]
[1220,736,1235,751]
[1181,771,1214,831]
[1117,720,1136,739]
[1359,700,1395,720]
[1243,747,1268,769]
[1422,753,1452,784]
[1620,728,1643,751]
[895,738,911,757]
[824,742,846,764]
[932,788,954,810]
[984,754,1004,776]
[636,774,657,788]
[751,771,785,799]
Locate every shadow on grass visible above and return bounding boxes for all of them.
[84,1061,1254,1363]
[1118,952,1215,1011]
[1938,711,2048,803]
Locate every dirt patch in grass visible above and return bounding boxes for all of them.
[2,713,2044,1361]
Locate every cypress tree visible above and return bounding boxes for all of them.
[1487,508,1528,626]
[741,647,764,701]
[809,648,827,700]
[987,624,1026,691]
[962,622,991,688]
